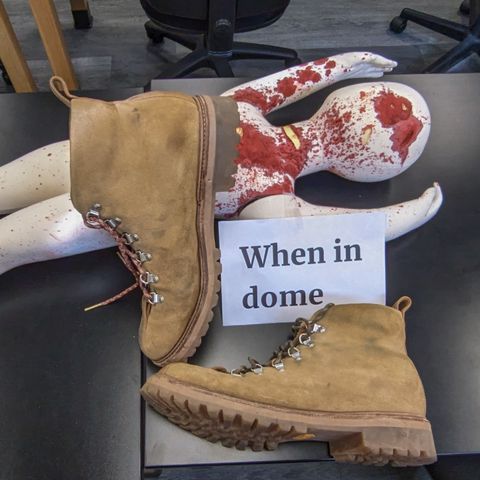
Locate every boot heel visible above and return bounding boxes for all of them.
[329,423,437,466]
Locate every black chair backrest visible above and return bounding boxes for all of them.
[141,0,291,33]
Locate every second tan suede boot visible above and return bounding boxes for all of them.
[51,78,240,367]
[141,297,437,466]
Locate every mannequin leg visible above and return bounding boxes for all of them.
[0,140,70,214]
[238,184,443,241]
[0,193,114,275]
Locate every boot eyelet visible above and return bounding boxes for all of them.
[136,251,152,263]
[272,359,285,371]
[86,203,102,226]
[287,346,302,361]
[148,289,164,305]
[140,272,159,285]
[312,323,326,334]
[299,333,314,348]
[105,217,122,229]
[251,364,263,375]
[122,232,139,245]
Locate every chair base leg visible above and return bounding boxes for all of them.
[424,36,479,72]
[390,6,480,72]
[153,38,301,78]
[155,48,211,78]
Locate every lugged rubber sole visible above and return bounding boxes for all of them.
[141,373,437,466]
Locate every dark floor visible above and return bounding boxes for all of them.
[1,0,480,93]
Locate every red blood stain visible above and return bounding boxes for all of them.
[325,60,336,69]
[374,91,412,127]
[238,178,293,208]
[296,66,321,84]
[314,58,328,66]
[390,116,423,162]
[359,91,367,100]
[234,122,312,179]
[318,103,351,156]
[374,90,423,162]
[276,77,297,97]
[232,88,282,114]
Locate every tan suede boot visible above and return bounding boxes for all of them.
[141,297,437,466]
[51,78,240,366]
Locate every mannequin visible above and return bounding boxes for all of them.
[0,52,442,275]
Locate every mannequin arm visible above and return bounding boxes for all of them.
[238,183,442,242]
[221,52,397,115]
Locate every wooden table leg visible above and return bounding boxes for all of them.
[70,0,93,29]
[29,0,78,90]
[0,0,37,92]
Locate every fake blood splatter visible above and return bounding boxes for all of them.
[295,66,321,84]
[277,77,297,97]
[234,123,311,179]
[374,90,423,162]
[324,60,336,77]
[374,91,412,126]
[232,88,282,115]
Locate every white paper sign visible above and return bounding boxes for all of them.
[218,213,386,326]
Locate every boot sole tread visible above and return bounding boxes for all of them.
[142,374,437,466]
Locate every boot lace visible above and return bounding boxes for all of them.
[83,203,163,311]
[226,303,334,376]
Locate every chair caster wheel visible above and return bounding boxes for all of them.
[459,0,470,15]
[390,16,407,33]
[145,21,165,44]
[147,31,164,44]
[285,57,303,68]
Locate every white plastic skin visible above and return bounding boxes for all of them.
[0,52,442,274]
[238,183,443,242]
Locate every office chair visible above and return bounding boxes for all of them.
[390,0,480,72]
[140,0,301,78]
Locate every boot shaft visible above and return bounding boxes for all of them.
[66,89,235,365]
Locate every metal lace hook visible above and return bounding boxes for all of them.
[271,358,285,371]
[311,323,326,334]
[299,333,314,348]
[287,346,302,361]
[85,203,102,226]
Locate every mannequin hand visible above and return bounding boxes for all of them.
[334,52,397,79]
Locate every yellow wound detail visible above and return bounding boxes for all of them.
[361,127,373,145]
[292,433,316,441]
[283,125,301,150]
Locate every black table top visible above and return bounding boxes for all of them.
[144,74,480,467]
[0,89,143,480]
[0,74,479,479]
